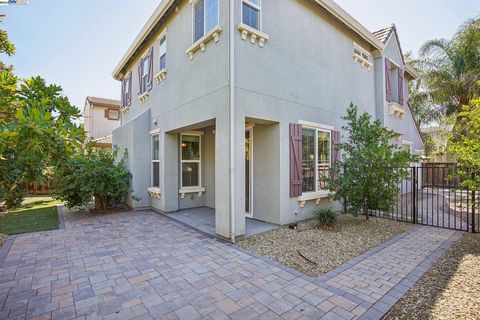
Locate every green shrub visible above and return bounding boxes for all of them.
[53,147,133,210]
[314,208,337,228]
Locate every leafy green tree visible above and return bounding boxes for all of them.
[419,17,480,115]
[404,52,445,128]
[0,20,85,208]
[53,148,133,210]
[448,97,480,190]
[326,104,417,219]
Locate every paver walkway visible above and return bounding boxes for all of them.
[0,209,462,320]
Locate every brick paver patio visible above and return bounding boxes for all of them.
[0,209,462,319]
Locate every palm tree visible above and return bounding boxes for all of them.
[419,17,480,115]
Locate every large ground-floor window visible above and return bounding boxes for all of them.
[302,127,331,193]
[181,134,201,188]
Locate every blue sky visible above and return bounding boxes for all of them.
[1,0,478,113]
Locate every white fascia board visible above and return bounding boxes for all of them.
[112,0,176,80]
[313,0,385,51]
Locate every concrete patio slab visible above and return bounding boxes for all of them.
[166,207,278,238]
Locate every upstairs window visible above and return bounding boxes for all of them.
[121,71,132,107]
[353,42,372,70]
[159,34,167,70]
[141,58,149,93]
[242,0,261,30]
[193,0,219,43]
[302,127,331,193]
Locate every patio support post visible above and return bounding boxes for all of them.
[229,0,236,242]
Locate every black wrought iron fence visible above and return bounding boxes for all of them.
[367,165,479,233]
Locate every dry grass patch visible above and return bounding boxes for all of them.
[237,214,413,277]
[386,233,480,320]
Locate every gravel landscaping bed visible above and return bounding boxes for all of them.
[237,214,413,277]
[386,232,480,320]
[0,233,7,249]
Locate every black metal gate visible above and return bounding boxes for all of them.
[369,165,479,233]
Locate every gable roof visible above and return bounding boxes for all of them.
[112,0,386,80]
[373,24,418,79]
[372,25,395,44]
[86,96,121,108]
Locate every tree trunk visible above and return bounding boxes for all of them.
[364,202,369,220]
[94,196,107,211]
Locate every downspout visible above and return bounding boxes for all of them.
[229,0,236,243]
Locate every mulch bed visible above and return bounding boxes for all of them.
[237,214,413,277]
[386,232,480,320]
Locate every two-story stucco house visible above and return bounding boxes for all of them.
[112,0,423,240]
[83,96,121,149]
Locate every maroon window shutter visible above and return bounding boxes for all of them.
[127,71,132,106]
[120,79,125,107]
[385,58,392,102]
[290,123,303,197]
[137,60,143,94]
[332,130,341,165]
[104,109,109,118]
[398,68,404,106]
[147,47,154,91]
[331,130,341,186]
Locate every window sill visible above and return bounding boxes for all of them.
[155,69,167,84]
[148,187,161,199]
[179,187,206,199]
[353,55,373,70]
[298,191,331,208]
[237,22,269,48]
[138,91,149,103]
[121,106,130,114]
[186,25,222,60]
[388,102,405,119]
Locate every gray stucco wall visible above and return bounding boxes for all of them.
[234,0,378,224]
[112,0,424,237]
[112,109,151,209]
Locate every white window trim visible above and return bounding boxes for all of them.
[155,31,168,84]
[402,140,413,153]
[151,134,160,191]
[190,0,220,42]
[241,0,262,31]
[353,42,373,71]
[388,101,405,119]
[180,133,203,191]
[298,121,334,206]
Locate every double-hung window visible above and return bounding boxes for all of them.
[151,135,160,188]
[159,35,167,70]
[242,0,261,30]
[302,127,331,193]
[193,0,219,42]
[141,57,149,93]
[181,134,201,188]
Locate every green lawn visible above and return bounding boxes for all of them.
[0,197,61,235]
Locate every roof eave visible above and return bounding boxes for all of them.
[405,64,419,79]
[313,0,385,51]
[112,0,176,80]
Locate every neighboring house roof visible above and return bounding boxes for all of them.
[86,96,121,108]
[91,135,113,147]
[112,0,387,80]
[422,125,454,134]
